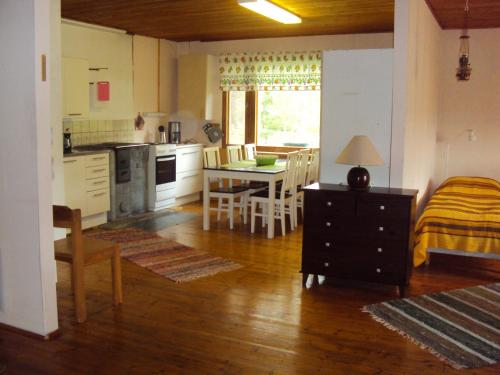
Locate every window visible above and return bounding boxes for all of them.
[228,91,245,144]
[257,91,320,147]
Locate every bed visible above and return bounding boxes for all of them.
[413,176,500,267]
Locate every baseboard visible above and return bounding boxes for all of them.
[0,322,61,341]
[175,193,201,206]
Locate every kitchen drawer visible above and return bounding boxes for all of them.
[358,195,410,219]
[86,188,110,216]
[85,165,109,179]
[84,153,109,168]
[176,146,203,173]
[176,170,203,197]
[85,176,109,192]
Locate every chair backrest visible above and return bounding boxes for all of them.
[296,149,310,188]
[306,149,320,184]
[203,147,221,168]
[226,145,243,163]
[53,205,83,260]
[281,152,299,196]
[243,143,257,160]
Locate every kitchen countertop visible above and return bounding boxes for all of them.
[63,149,111,157]
[176,143,204,149]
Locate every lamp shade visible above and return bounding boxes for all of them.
[335,135,384,166]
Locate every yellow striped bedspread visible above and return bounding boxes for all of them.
[413,176,500,267]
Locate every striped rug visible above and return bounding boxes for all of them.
[363,283,500,369]
[86,227,242,283]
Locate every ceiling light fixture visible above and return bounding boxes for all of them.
[237,0,302,24]
[456,0,472,81]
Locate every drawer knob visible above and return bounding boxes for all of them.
[326,201,332,207]
[377,247,383,253]
[376,268,382,273]
[326,222,332,227]
[378,226,384,232]
[325,242,331,247]
[324,262,330,267]
[380,205,385,211]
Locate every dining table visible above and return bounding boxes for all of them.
[203,159,286,239]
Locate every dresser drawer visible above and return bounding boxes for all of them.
[361,219,408,240]
[358,195,410,219]
[304,215,356,235]
[305,190,356,215]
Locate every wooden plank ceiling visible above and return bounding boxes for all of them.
[60,0,395,41]
[426,0,500,29]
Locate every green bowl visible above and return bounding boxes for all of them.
[255,155,278,166]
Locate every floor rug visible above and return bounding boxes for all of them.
[86,227,242,283]
[99,210,196,231]
[363,283,500,369]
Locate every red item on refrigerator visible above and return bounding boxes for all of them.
[97,81,110,101]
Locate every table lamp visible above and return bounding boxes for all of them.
[335,135,383,190]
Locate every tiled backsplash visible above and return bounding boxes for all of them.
[63,119,135,146]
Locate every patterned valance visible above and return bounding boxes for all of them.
[219,51,321,91]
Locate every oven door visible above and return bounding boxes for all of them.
[156,155,176,185]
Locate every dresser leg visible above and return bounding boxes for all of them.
[398,284,406,298]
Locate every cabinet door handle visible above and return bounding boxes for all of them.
[67,113,82,116]
[377,247,383,253]
[325,221,332,227]
[376,268,382,273]
[378,226,384,232]
[325,242,331,247]
[93,192,106,197]
[92,156,106,161]
[326,201,332,207]
[93,168,106,173]
[181,151,199,156]
[379,205,385,210]
[324,262,330,267]
[64,159,77,163]
[93,181,106,185]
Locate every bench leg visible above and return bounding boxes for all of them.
[111,246,123,306]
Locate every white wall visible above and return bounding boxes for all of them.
[435,29,500,183]
[391,0,441,208]
[62,21,134,120]
[0,0,58,336]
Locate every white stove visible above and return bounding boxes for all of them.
[148,143,176,211]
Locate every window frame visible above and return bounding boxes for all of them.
[224,90,319,153]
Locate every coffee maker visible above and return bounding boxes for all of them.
[168,121,181,144]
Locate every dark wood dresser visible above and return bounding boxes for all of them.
[301,183,418,297]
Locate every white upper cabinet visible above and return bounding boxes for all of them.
[62,57,89,119]
[320,49,393,187]
[178,54,221,121]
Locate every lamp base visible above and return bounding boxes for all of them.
[347,167,370,191]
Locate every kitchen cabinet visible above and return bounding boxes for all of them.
[178,54,221,121]
[175,144,203,204]
[64,152,110,228]
[62,57,89,119]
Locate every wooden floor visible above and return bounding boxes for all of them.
[1,202,499,374]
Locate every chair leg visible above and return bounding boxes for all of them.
[228,197,234,229]
[262,203,267,227]
[250,199,256,233]
[72,261,87,323]
[217,198,222,221]
[280,204,286,236]
[242,195,248,224]
[111,246,123,306]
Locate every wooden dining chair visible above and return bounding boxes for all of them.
[243,143,257,160]
[226,145,243,163]
[250,152,299,236]
[203,147,249,229]
[295,149,311,226]
[53,205,123,323]
[306,148,320,185]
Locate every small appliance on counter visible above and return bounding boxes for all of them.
[168,121,181,144]
[158,125,167,144]
[63,128,72,154]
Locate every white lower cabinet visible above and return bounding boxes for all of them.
[64,152,110,228]
[175,144,203,203]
